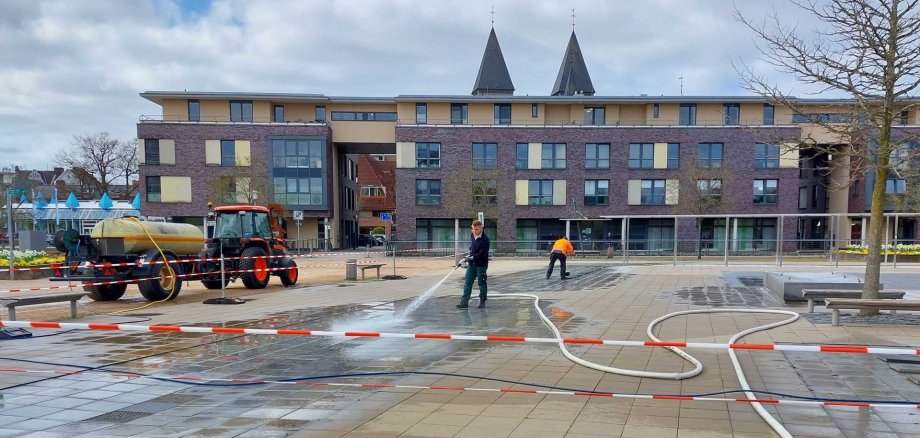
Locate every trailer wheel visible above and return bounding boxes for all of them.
[84,283,127,301]
[138,253,183,301]
[240,246,270,289]
[199,247,229,290]
[278,258,298,286]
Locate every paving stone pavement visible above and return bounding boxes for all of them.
[1,260,920,437]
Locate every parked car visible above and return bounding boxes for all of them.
[371,234,387,245]
[358,234,379,247]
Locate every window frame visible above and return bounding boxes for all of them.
[230,100,253,122]
[416,103,427,124]
[584,107,605,125]
[667,143,680,169]
[584,179,610,206]
[640,179,666,205]
[723,103,740,125]
[531,103,539,118]
[585,143,610,169]
[472,142,497,169]
[528,179,554,205]
[754,144,780,168]
[697,179,722,204]
[698,143,723,168]
[146,176,161,203]
[541,143,566,169]
[887,178,907,194]
[415,179,442,205]
[144,139,160,166]
[450,103,468,124]
[516,143,528,169]
[753,179,779,205]
[315,105,326,122]
[273,105,284,123]
[763,103,775,125]
[494,103,511,125]
[679,103,697,126]
[628,143,654,169]
[472,178,498,205]
[220,140,236,167]
[653,103,660,119]
[188,100,200,122]
[415,143,442,168]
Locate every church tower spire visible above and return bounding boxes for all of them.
[551,31,595,96]
[471,28,515,96]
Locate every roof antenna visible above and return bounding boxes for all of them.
[491,5,495,28]
[679,74,684,96]
[572,8,576,30]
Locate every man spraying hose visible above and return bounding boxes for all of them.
[457,220,490,309]
[546,235,574,280]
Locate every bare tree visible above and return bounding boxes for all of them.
[204,155,270,206]
[56,132,136,197]
[673,163,734,259]
[117,139,139,197]
[737,0,920,314]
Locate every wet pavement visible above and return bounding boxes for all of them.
[2,263,920,437]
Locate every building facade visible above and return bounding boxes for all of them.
[136,28,919,250]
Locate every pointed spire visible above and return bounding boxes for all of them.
[472,28,515,96]
[551,31,595,96]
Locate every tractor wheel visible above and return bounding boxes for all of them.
[199,247,229,290]
[240,247,270,289]
[278,258,298,286]
[84,283,127,301]
[138,253,183,301]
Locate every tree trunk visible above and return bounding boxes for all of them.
[697,218,703,260]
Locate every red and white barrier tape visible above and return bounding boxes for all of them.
[1,320,917,356]
[0,367,912,409]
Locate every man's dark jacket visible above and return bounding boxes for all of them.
[469,233,490,268]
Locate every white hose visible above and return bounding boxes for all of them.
[493,292,798,438]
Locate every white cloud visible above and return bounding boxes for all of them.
[0,0,836,168]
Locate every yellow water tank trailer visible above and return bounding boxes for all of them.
[90,218,205,255]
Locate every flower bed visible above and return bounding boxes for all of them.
[0,250,67,280]
[839,244,920,255]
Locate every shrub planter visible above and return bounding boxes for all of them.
[838,252,920,263]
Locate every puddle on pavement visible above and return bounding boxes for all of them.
[0,277,590,435]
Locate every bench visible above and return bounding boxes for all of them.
[0,292,88,320]
[825,298,920,326]
[359,263,387,280]
[802,289,906,312]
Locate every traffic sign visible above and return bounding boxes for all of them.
[293,210,303,221]
[380,212,391,221]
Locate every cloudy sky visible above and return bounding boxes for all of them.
[0,0,828,170]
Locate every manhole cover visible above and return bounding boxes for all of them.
[83,410,151,423]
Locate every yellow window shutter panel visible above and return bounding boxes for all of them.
[235,140,251,166]
[515,180,528,205]
[552,180,567,205]
[653,143,668,169]
[779,143,799,168]
[396,142,416,168]
[627,180,641,205]
[137,139,145,165]
[527,143,541,169]
[159,140,176,165]
[665,179,679,205]
[205,140,220,165]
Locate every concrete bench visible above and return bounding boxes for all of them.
[0,292,88,320]
[802,289,905,312]
[359,263,387,280]
[825,298,920,326]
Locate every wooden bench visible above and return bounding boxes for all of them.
[802,289,905,312]
[0,292,88,320]
[825,298,920,326]
[359,263,387,280]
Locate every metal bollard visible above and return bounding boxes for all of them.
[345,258,357,280]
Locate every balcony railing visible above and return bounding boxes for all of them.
[139,115,328,125]
[398,117,795,128]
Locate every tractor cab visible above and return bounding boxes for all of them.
[209,204,287,252]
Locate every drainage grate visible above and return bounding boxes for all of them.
[83,410,151,423]
[148,393,203,404]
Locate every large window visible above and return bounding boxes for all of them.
[451,104,468,124]
[146,176,161,203]
[763,104,774,125]
[541,143,566,169]
[887,178,907,194]
[753,179,778,205]
[416,179,441,205]
[472,143,497,169]
[629,143,654,169]
[698,179,721,204]
[188,100,200,122]
[494,104,511,124]
[528,180,554,205]
[679,103,697,125]
[220,140,236,166]
[361,186,385,197]
[144,139,160,165]
[416,103,427,124]
[584,180,609,205]
[641,180,666,205]
[516,143,528,169]
[271,138,326,207]
[230,100,253,122]
[416,143,441,168]
[584,107,605,125]
[473,179,497,205]
[754,144,780,168]
[585,143,610,169]
[273,105,284,123]
[698,143,723,168]
[330,111,397,121]
[723,103,740,125]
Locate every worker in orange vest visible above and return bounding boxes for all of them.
[547,235,574,280]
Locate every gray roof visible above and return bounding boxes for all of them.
[471,28,515,96]
[552,31,595,96]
